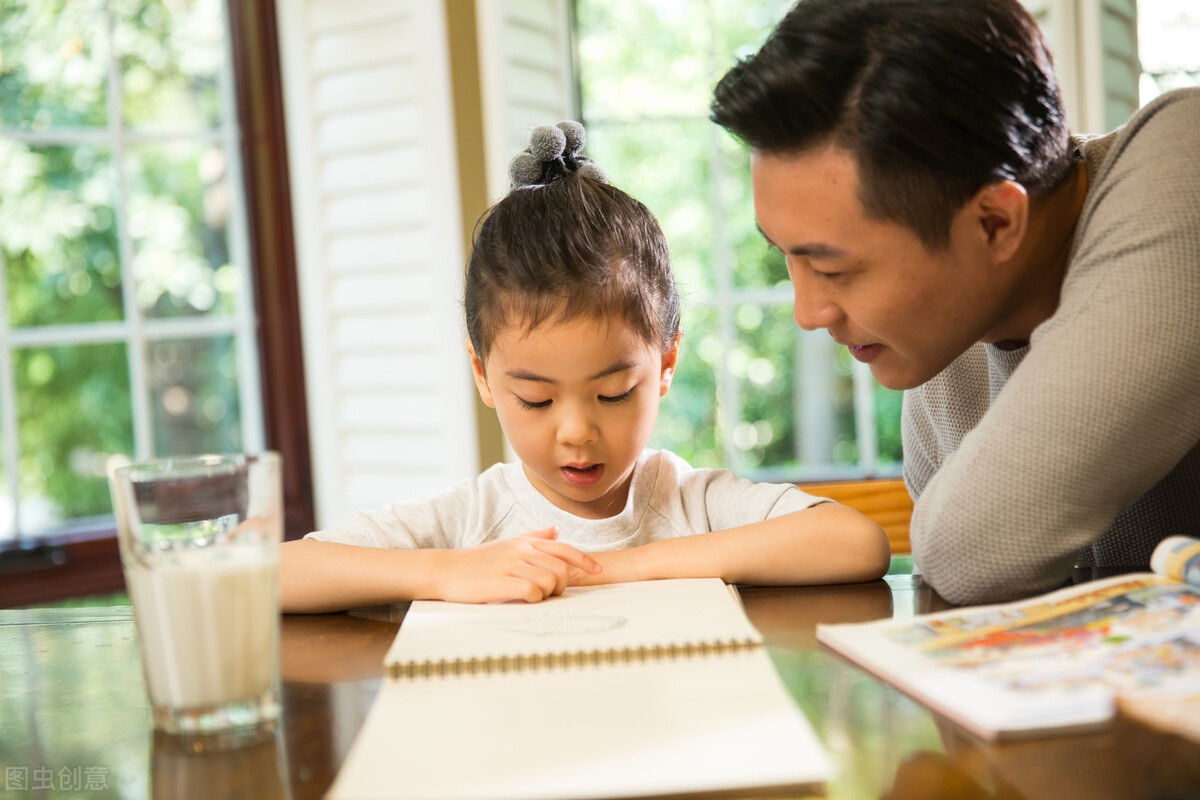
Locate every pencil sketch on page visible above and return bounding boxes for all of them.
[496,610,628,637]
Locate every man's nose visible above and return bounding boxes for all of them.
[791,270,842,332]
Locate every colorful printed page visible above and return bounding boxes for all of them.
[818,570,1200,740]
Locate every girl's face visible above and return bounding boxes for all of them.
[469,314,677,519]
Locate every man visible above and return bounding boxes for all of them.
[711,0,1200,605]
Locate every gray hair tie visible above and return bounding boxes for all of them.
[508,120,609,188]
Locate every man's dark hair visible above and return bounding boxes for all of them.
[465,173,680,363]
[711,0,1073,247]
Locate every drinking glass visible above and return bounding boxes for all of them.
[109,452,283,737]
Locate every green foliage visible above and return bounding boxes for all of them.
[112,0,224,130]
[16,343,133,526]
[652,306,721,467]
[0,0,110,129]
[125,142,237,319]
[0,142,124,327]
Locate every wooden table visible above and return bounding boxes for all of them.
[2,567,1198,799]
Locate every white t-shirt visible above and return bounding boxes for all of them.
[305,449,826,551]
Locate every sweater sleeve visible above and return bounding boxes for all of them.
[911,90,1200,605]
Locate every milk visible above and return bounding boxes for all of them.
[125,545,279,711]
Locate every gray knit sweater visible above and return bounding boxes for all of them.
[902,87,1200,606]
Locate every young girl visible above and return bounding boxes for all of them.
[281,122,889,613]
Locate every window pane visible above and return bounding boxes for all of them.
[718,133,789,288]
[112,0,225,130]
[711,0,791,65]
[587,119,716,292]
[148,336,242,456]
[652,305,721,467]
[15,343,133,537]
[577,1,711,120]
[126,142,237,319]
[874,383,904,469]
[0,0,109,129]
[0,141,124,327]
[1138,0,1200,102]
[733,303,799,471]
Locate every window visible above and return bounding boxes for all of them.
[575,0,903,482]
[0,0,310,604]
[0,0,260,545]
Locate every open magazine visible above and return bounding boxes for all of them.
[818,536,1200,741]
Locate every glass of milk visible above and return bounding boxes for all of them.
[109,452,283,738]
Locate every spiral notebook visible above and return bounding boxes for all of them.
[384,577,763,678]
[327,578,831,800]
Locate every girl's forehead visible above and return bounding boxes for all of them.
[486,314,660,371]
[503,309,651,348]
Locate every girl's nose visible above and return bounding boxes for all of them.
[557,405,599,446]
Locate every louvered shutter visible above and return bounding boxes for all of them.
[277,0,478,527]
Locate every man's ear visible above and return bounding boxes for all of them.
[659,333,681,397]
[465,340,496,408]
[971,180,1028,263]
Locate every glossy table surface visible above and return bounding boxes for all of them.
[2,566,1198,800]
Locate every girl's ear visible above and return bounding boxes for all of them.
[659,333,681,397]
[465,340,496,408]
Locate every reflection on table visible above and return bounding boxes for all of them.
[1,563,1198,799]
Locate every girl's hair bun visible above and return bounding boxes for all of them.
[508,120,608,189]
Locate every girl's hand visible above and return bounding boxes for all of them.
[437,527,601,603]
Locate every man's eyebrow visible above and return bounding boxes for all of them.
[755,222,847,259]
[506,360,639,383]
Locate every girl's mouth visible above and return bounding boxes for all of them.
[561,463,604,486]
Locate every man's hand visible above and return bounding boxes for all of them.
[437,527,601,603]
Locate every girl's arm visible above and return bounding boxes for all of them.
[280,528,602,614]
[576,503,890,587]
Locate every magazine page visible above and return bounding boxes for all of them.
[1151,535,1200,587]
[818,573,1200,740]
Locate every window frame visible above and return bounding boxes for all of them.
[0,0,313,607]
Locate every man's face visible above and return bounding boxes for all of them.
[751,145,1012,390]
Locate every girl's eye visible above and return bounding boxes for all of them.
[599,389,634,404]
[516,397,551,410]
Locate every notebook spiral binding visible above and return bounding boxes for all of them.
[388,638,762,680]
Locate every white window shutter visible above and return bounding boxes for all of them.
[276,0,478,529]
[1024,0,1141,133]
[475,0,578,204]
